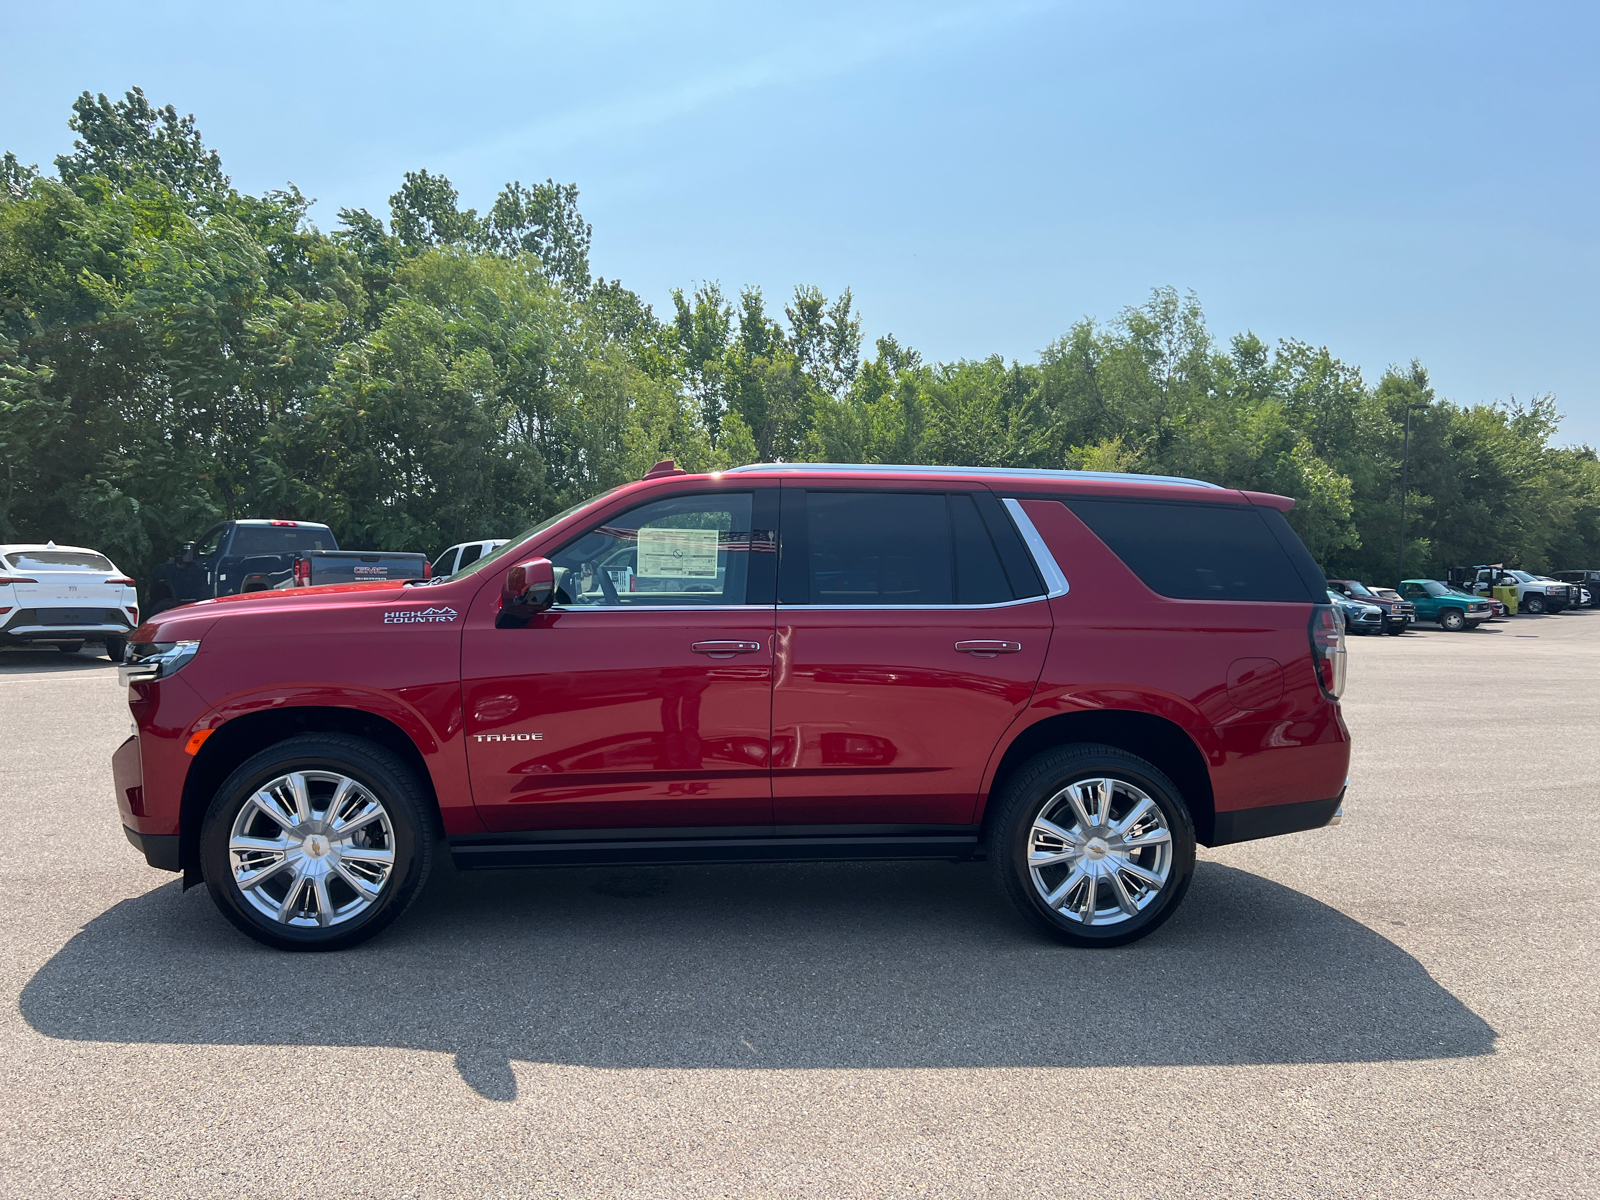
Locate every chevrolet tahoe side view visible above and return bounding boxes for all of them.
[112,463,1351,952]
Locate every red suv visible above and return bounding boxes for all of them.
[113,464,1350,951]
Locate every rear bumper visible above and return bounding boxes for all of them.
[1210,787,1345,846]
[123,825,181,872]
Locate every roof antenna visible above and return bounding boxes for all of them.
[642,459,687,480]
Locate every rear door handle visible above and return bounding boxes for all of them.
[691,640,763,658]
[955,640,1023,658]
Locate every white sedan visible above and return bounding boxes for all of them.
[0,542,140,660]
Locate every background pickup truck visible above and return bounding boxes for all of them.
[147,520,425,614]
[286,548,429,588]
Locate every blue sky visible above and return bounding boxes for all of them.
[5,1,1597,443]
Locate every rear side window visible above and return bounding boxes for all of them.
[458,543,485,568]
[1065,499,1315,602]
[229,525,335,556]
[806,492,953,604]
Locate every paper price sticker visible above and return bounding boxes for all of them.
[637,527,720,578]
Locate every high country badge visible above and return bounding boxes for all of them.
[383,606,458,624]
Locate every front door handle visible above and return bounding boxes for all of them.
[691,640,763,658]
[955,640,1022,658]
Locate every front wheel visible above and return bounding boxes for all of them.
[1439,608,1466,632]
[988,744,1196,948]
[1521,594,1546,615]
[200,734,434,951]
[1385,623,1405,636]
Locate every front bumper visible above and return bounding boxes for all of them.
[123,825,181,872]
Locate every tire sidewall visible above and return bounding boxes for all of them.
[200,735,432,952]
[991,745,1196,948]
[1440,609,1464,631]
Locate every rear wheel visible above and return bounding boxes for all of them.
[200,734,434,951]
[988,744,1196,948]
[103,636,127,662]
[1521,594,1546,615]
[55,640,84,654]
[1385,623,1405,636]
[1439,608,1466,632]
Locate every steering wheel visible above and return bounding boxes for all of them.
[594,561,621,605]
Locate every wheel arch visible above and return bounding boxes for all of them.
[178,706,443,886]
[981,709,1217,844]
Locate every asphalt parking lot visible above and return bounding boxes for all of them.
[2,614,1597,1199]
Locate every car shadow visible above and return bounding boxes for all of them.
[0,645,118,673]
[21,859,1495,1100]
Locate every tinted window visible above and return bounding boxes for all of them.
[805,492,952,605]
[1066,499,1314,602]
[431,549,457,575]
[552,493,762,606]
[951,494,1012,604]
[458,543,484,568]
[194,526,227,557]
[1402,583,1427,598]
[229,525,335,556]
[5,550,114,572]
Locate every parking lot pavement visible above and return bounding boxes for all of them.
[1,619,1597,1200]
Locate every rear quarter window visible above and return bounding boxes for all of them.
[1064,499,1316,602]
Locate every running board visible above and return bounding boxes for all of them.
[448,829,981,870]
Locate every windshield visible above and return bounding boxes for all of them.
[1509,570,1535,583]
[417,488,626,585]
[5,549,115,572]
[1342,580,1376,598]
[1422,581,1448,596]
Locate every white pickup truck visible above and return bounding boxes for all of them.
[1471,567,1573,615]
[0,542,140,659]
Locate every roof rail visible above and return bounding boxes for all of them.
[722,463,1222,489]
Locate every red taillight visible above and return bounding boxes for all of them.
[423,560,432,580]
[0,607,10,615]
[107,576,137,587]
[270,520,299,527]
[293,558,311,586]
[0,576,38,585]
[1309,604,1347,700]
[126,606,139,622]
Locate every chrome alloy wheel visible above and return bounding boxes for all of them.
[228,771,396,928]
[1027,777,1174,926]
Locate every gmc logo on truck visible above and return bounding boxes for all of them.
[473,733,544,742]
[382,606,458,624]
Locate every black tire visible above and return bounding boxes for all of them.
[55,640,84,654]
[103,636,127,662]
[1438,608,1466,632]
[200,734,434,952]
[1385,623,1405,636]
[147,598,178,617]
[988,744,1196,948]
[1521,594,1545,615]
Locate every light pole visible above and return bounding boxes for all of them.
[1396,403,1427,586]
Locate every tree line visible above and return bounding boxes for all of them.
[4,88,1598,597]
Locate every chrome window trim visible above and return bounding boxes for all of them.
[1003,498,1070,598]
[546,597,1050,613]
[725,463,1221,489]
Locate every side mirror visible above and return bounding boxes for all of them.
[499,557,556,623]
[180,542,196,564]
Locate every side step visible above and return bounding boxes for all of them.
[448,829,981,870]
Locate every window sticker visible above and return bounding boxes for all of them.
[637,526,720,578]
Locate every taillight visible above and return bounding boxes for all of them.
[0,576,38,585]
[126,606,139,622]
[423,560,432,580]
[107,576,137,587]
[1310,604,1346,700]
[293,558,311,586]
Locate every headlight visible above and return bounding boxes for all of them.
[118,640,200,685]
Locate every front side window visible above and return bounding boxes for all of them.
[194,526,227,558]
[1402,583,1428,598]
[551,492,766,606]
[458,543,485,569]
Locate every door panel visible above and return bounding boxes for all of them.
[770,604,1051,825]
[462,484,779,834]
[464,608,776,832]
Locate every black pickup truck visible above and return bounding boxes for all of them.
[146,520,427,614]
